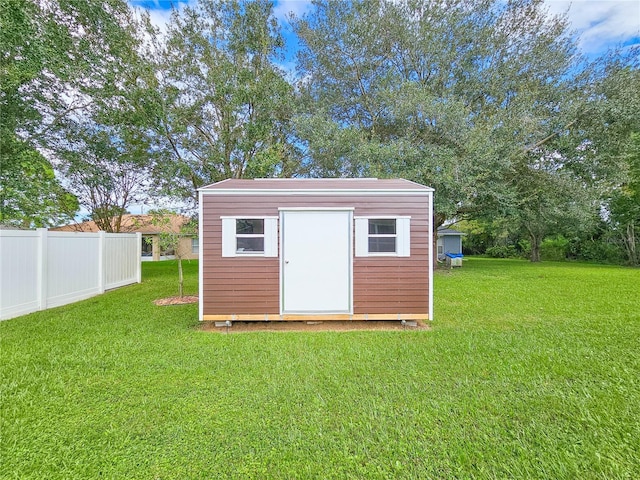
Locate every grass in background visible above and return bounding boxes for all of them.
[1,258,639,478]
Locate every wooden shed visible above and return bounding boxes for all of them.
[198,178,434,322]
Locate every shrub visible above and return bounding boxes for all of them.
[517,239,532,258]
[540,235,570,261]
[569,238,625,264]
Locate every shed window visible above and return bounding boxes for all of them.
[221,217,278,257]
[355,217,410,257]
[191,237,199,254]
[236,219,264,253]
[368,219,397,253]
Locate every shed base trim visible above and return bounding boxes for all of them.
[201,313,429,322]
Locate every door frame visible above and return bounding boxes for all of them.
[279,207,354,315]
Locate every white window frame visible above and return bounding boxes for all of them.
[191,237,199,254]
[355,216,410,257]
[221,216,278,257]
[367,218,397,254]
[235,219,265,254]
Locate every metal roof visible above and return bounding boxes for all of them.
[437,228,466,236]
[200,178,433,193]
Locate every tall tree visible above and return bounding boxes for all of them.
[609,133,640,265]
[586,63,640,265]
[57,126,152,232]
[0,0,79,226]
[1,0,157,228]
[42,3,159,231]
[151,0,298,205]
[293,0,601,260]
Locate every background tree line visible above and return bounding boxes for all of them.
[1,0,638,264]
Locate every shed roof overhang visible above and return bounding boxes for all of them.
[437,228,467,236]
[199,178,434,196]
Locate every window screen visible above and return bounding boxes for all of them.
[355,217,410,257]
[236,219,265,253]
[368,219,397,253]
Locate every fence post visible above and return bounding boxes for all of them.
[98,231,105,294]
[136,232,142,283]
[36,228,48,311]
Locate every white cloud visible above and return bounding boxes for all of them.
[128,0,196,33]
[545,0,640,54]
[145,7,173,33]
[273,0,313,22]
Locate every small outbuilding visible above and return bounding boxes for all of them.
[437,227,465,261]
[198,178,434,323]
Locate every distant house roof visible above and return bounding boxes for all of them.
[199,178,433,192]
[50,214,191,234]
[437,227,466,236]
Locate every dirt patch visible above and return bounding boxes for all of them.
[153,295,199,306]
[199,319,431,333]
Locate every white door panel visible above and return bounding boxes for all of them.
[281,211,351,313]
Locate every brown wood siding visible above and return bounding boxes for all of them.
[202,193,430,316]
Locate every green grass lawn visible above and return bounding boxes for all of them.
[1,258,639,478]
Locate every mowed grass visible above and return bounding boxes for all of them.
[1,258,639,478]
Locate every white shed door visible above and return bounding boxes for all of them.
[281,210,352,314]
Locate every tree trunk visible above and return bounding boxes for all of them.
[525,222,543,262]
[622,222,638,266]
[530,233,541,262]
[178,258,184,297]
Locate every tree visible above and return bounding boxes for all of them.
[573,56,640,265]
[292,0,607,261]
[602,67,640,265]
[509,154,598,262]
[147,210,198,297]
[57,127,152,232]
[608,133,640,265]
[0,0,79,226]
[44,4,159,232]
[0,136,78,227]
[56,145,153,233]
[150,0,299,205]
[1,0,164,229]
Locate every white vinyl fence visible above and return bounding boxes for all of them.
[0,229,141,321]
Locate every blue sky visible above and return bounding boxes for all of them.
[131,0,640,66]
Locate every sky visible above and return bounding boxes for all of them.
[131,0,640,63]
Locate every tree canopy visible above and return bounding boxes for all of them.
[1,0,156,228]
[1,0,637,262]
[291,0,637,260]
[149,0,299,205]
[1,0,79,226]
